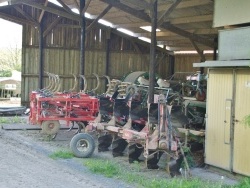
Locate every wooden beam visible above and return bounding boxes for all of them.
[158,0,182,26]
[155,53,166,68]
[0,11,38,26]
[137,28,218,38]
[73,0,80,11]
[11,0,81,22]
[170,15,213,25]
[86,4,112,32]
[121,0,150,10]
[57,23,80,28]
[176,0,212,9]
[113,21,148,28]
[13,5,38,24]
[111,28,172,54]
[57,22,171,54]
[43,16,62,37]
[56,0,72,13]
[100,0,216,48]
[82,0,91,14]
[38,0,48,23]
[190,39,206,61]
[131,41,142,54]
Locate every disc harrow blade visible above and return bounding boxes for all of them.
[146,151,163,169]
[111,137,128,157]
[169,155,184,177]
[98,134,112,152]
[128,144,143,163]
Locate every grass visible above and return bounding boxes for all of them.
[236,178,250,188]
[48,150,250,188]
[0,117,9,124]
[49,150,74,160]
[82,158,243,188]
[0,115,25,124]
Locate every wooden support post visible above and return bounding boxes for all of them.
[80,0,86,90]
[213,37,218,60]
[169,55,175,78]
[148,0,157,103]
[39,19,44,89]
[105,31,111,90]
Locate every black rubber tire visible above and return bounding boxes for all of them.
[41,120,60,135]
[70,133,95,158]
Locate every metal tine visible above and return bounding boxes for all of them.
[47,74,56,92]
[103,75,111,94]
[53,75,61,93]
[69,74,78,92]
[91,73,100,92]
[79,75,88,93]
[42,72,52,91]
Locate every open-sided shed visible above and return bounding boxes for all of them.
[0,0,218,105]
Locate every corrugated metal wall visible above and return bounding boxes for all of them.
[233,69,250,176]
[206,68,250,176]
[205,69,233,170]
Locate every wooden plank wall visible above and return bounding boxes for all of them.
[174,54,213,80]
[21,12,171,105]
[21,12,213,105]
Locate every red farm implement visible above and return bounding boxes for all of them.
[29,73,99,136]
[28,71,205,176]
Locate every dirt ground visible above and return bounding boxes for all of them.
[0,116,240,188]
[0,99,240,187]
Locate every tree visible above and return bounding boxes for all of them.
[0,70,12,77]
[0,43,21,72]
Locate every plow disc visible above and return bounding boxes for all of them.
[97,134,112,152]
[146,151,164,169]
[111,136,128,157]
[128,144,143,163]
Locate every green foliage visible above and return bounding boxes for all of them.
[242,115,250,128]
[0,116,25,124]
[0,70,12,77]
[11,116,25,123]
[236,178,250,188]
[84,159,119,178]
[181,146,195,168]
[0,117,9,124]
[49,150,74,160]
[0,47,21,72]
[82,158,236,188]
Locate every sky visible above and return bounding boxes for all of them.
[0,18,22,48]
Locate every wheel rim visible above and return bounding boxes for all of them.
[48,123,55,130]
[76,139,89,152]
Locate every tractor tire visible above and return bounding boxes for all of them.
[41,120,60,135]
[70,133,95,158]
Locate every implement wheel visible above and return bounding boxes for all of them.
[70,133,95,158]
[41,120,60,135]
